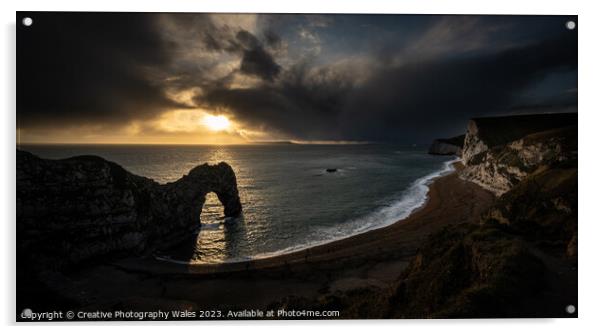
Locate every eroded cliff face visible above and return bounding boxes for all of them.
[459,120,577,196]
[16,150,242,271]
[461,120,489,164]
[265,114,579,319]
[385,159,578,318]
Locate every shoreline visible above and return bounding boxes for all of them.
[25,160,498,312]
[117,161,495,276]
[156,157,460,266]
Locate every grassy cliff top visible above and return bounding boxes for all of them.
[472,113,577,148]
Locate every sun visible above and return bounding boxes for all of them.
[202,114,231,132]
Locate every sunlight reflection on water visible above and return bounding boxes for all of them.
[21,144,452,264]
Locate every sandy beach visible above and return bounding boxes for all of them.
[15,13,579,321]
[118,163,493,273]
[63,163,496,312]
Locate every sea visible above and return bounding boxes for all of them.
[20,144,456,264]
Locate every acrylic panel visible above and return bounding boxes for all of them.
[16,12,578,321]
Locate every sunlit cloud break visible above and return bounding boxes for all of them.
[17,13,577,145]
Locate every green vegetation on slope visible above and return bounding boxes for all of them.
[472,113,576,148]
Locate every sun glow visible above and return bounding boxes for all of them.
[203,115,231,132]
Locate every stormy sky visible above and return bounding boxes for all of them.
[17,13,577,144]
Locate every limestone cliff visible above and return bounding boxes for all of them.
[459,114,577,195]
[461,113,577,164]
[382,113,579,317]
[386,158,578,318]
[428,135,465,156]
[16,150,242,271]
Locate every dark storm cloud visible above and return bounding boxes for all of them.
[164,15,282,82]
[198,31,577,142]
[263,30,283,50]
[235,30,281,81]
[200,62,353,138]
[339,33,578,142]
[17,12,182,128]
[17,13,578,143]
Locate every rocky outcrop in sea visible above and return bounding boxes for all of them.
[15,113,578,318]
[17,150,242,272]
[297,113,578,318]
[427,135,465,156]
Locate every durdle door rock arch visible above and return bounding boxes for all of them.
[16,150,242,271]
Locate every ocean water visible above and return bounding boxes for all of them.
[20,144,455,264]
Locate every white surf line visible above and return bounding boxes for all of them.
[156,157,460,265]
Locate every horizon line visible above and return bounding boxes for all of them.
[16,141,385,146]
